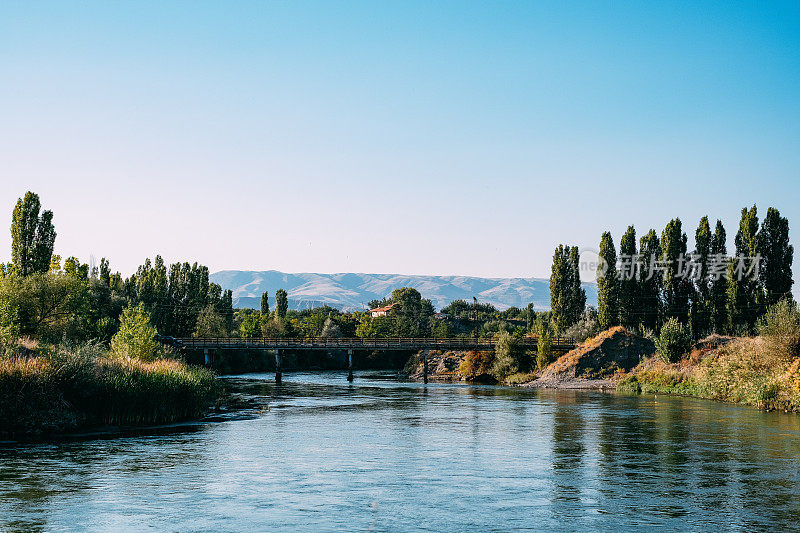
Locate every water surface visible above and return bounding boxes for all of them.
[2,371,800,531]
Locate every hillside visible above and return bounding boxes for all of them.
[210,270,598,312]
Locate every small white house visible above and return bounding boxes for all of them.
[370,303,398,318]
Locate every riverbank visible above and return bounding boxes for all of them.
[403,326,800,413]
[0,342,218,439]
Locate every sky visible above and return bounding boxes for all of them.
[1,1,799,286]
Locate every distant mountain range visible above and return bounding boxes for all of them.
[210,270,598,312]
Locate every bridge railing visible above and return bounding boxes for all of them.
[174,336,577,350]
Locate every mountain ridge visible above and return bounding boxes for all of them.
[210,270,598,312]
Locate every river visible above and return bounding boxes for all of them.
[2,371,800,531]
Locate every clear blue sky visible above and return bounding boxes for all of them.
[1,1,799,286]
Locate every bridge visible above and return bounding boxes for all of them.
[174,336,578,383]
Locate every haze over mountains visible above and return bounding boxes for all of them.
[210,270,599,312]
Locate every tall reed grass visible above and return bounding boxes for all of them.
[0,342,217,437]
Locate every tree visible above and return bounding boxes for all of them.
[534,314,554,369]
[195,305,227,337]
[728,206,762,332]
[638,229,661,332]
[320,316,343,338]
[709,220,728,333]
[661,218,693,324]
[691,217,712,337]
[260,291,270,315]
[110,303,159,361]
[275,289,288,319]
[0,271,89,341]
[239,311,262,338]
[618,226,638,329]
[550,245,585,333]
[10,191,56,276]
[759,207,793,306]
[492,331,522,378]
[655,317,691,363]
[597,231,619,330]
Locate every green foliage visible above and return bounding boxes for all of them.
[11,191,57,276]
[758,299,800,357]
[195,305,227,337]
[728,205,762,333]
[638,229,662,331]
[759,207,794,306]
[618,226,639,329]
[238,311,263,338]
[0,342,216,436]
[597,231,619,330]
[260,291,270,315]
[492,331,522,379]
[709,219,728,334]
[275,289,288,319]
[661,218,693,324]
[563,306,599,342]
[0,272,89,342]
[320,316,343,338]
[654,317,691,363]
[691,216,712,337]
[110,304,159,361]
[550,244,585,334]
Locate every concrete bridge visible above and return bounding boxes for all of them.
[174,336,578,383]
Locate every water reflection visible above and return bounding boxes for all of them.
[1,372,799,531]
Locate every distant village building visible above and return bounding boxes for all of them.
[370,303,397,318]
[433,313,450,320]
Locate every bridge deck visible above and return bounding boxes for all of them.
[176,337,577,351]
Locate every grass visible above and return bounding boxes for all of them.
[619,336,800,412]
[0,342,218,437]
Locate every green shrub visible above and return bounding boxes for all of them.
[655,318,691,363]
[492,331,522,379]
[110,303,159,361]
[758,299,800,357]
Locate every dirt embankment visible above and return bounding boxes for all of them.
[527,326,655,389]
[405,350,497,383]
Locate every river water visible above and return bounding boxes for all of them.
[2,371,800,532]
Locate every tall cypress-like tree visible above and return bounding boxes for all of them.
[661,218,693,324]
[261,291,270,315]
[550,245,581,334]
[728,206,761,332]
[569,246,586,325]
[597,232,619,330]
[692,217,712,336]
[639,229,661,332]
[275,289,289,319]
[618,226,638,329]
[759,207,793,305]
[11,191,56,276]
[709,220,727,333]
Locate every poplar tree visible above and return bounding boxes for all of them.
[569,245,586,325]
[661,218,692,324]
[597,232,619,330]
[728,206,761,332]
[709,220,727,333]
[276,289,289,319]
[638,229,661,332]
[759,207,793,306]
[692,217,712,336]
[618,226,638,329]
[11,191,57,276]
[261,291,270,315]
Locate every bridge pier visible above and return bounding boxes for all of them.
[347,349,353,382]
[423,351,428,384]
[275,349,282,384]
[204,348,211,366]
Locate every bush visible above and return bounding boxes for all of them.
[0,342,217,437]
[758,299,800,358]
[655,318,691,363]
[563,306,600,342]
[458,350,495,380]
[110,303,159,361]
[492,331,522,379]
